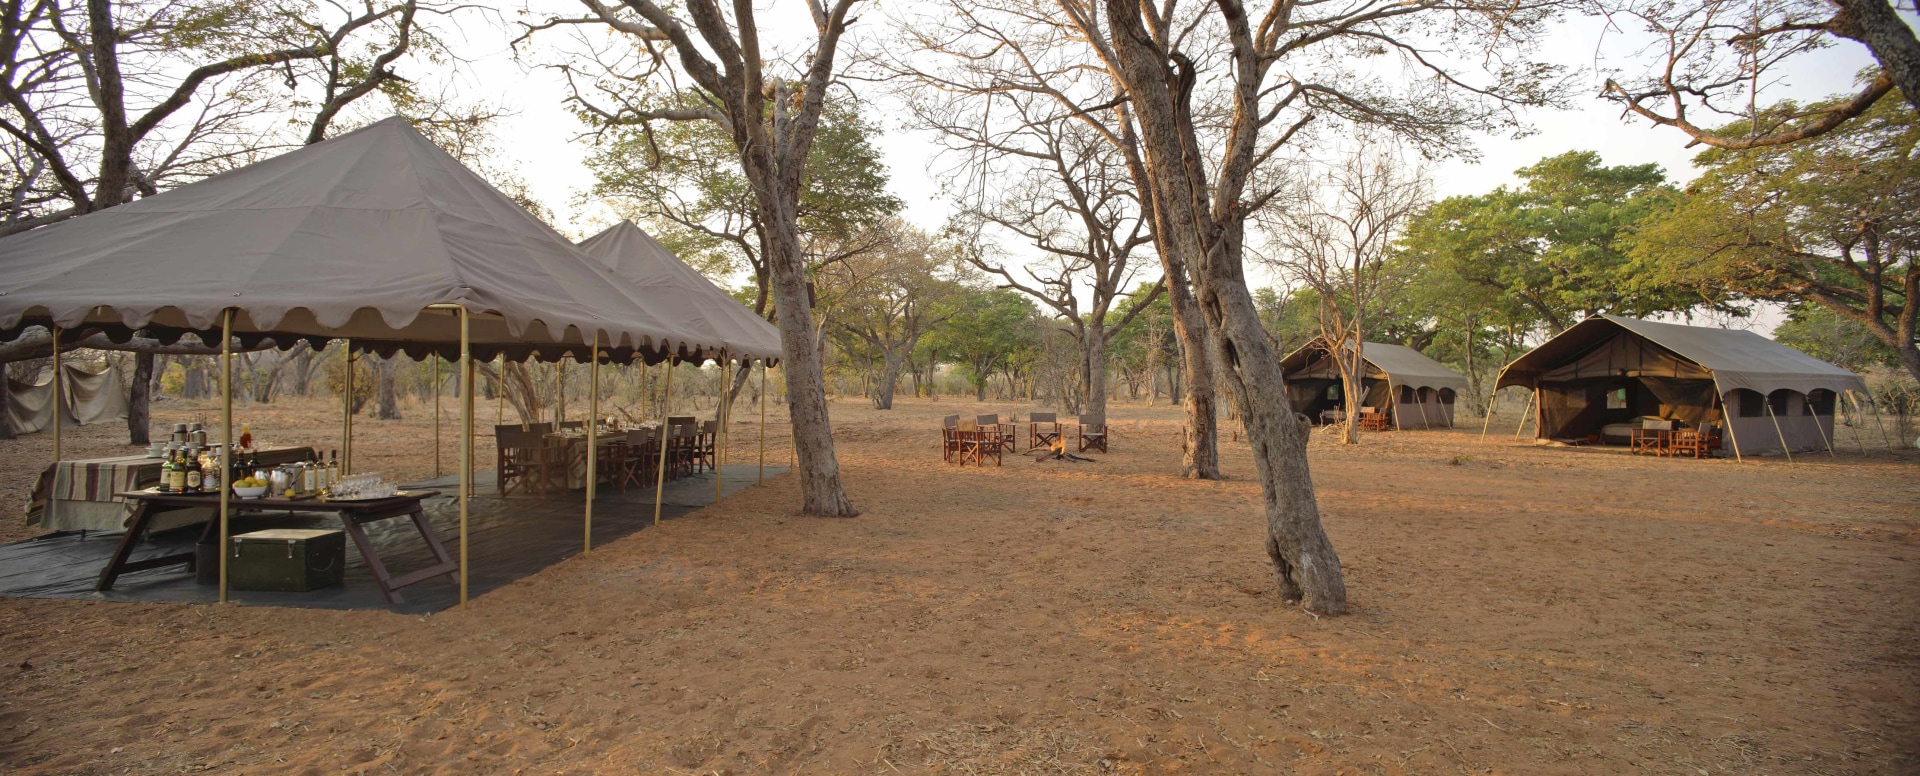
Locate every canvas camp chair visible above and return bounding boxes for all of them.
[977,414,1017,451]
[941,415,962,462]
[956,419,1002,466]
[497,428,565,498]
[695,420,718,472]
[1029,412,1060,452]
[1667,422,1718,459]
[1631,418,1673,456]
[618,428,659,490]
[1358,406,1391,432]
[596,434,629,493]
[1076,414,1108,453]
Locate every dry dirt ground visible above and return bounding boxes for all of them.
[1,395,1917,775]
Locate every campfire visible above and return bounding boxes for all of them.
[1031,437,1095,463]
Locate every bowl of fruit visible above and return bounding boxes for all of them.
[232,478,269,499]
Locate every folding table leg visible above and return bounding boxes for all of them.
[339,515,405,605]
[96,501,156,591]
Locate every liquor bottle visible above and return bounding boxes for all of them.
[328,450,340,485]
[238,423,253,451]
[203,452,221,494]
[157,452,175,493]
[302,455,316,493]
[184,454,203,493]
[168,451,188,493]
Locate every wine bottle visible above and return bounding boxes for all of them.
[157,452,174,493]
[167,451,187,493]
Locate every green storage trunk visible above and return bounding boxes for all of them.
[229,529,346,592]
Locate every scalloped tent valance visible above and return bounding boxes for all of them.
[0,117,730,364]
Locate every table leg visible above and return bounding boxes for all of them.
[95,501,198,591]
[407,507,459,584]
[338,515,405,605]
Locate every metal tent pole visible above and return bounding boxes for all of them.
[342,348,354,475]
[1812,393,1836,458]
[433,356,441,478]
[1719,386,1745,462]
[496,354,505,427]
[49,325,60,463]
[717,351,728,504]
[586,334,600,553]
[458,307,471,605]
[1764,399,1794,463]
[1415,387,1432,429]
[1479,387,1498,439]
[758,360,767,485]
[217,310,233,604]
[653,358,674,526]
[1511,389,1536,441]
[1844,391,1869,454]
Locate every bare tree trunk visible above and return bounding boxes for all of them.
[765,201,857,516]
[1104,0,1345,612]
[1084,334,1108,419]
[373,356,401,420]
[1167,271,1220,478]
[873,353,904,410]
[128,351,153,445]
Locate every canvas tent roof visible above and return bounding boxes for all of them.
[1280,338,1470,393]
[0,117,718,363]
[576,221,783,360]
[1495,314,1865,397]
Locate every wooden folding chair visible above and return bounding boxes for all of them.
[1076,414,1108,453]
[497,429,565,498]
[1029,412,1060,452]
[619,428,659,489]
[942,415,962,462]
[1631,419,1673,456]
[977,414,1017,452]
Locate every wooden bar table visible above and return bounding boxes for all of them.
[100,489,455,605]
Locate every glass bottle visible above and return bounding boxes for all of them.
[157,452,175,493]
[238,423,253,451]
[184,454,203,493]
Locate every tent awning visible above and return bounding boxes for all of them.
[0,117,727,363]
[576,221,783,360]
[1494,314,1866,397]
[1280,338,1471,393]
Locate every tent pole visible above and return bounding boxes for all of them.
[1812,393,1836,458]
[49,325,60,462]
[1511,389,1535,441]
[1415,387,1432,430]
[758,359,767,485]
[1764,399,1794,463]
[1869,394,1895,452]
[586,334,600,554]
[217,310,233,604]
[458,307,471,605]
[1843,391,1870,454]
[433,356,441,478]
[495,354,504,427]
[717,350,728,504]
[342,348,353,475]
[1479,387,1498,439]
[654,358,674,526]
[1719,388,1745,462]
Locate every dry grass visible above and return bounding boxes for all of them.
[0,394,1916,774]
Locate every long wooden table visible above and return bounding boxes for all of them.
[101,489,455,605]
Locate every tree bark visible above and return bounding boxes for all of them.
[1830,0,1920,118]
[128,351,153,445]
[1165,263,1221,477]
[1102,0,1346,613]
[873,350,905,410]
[372,355,402,420]
[764,198,857,516]
[1084,334,1108,420]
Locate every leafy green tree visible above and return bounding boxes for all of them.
[1397,151,1701,335]
[1634,95,1918,383]
[585,98,902,316]
[930,287,1040,401]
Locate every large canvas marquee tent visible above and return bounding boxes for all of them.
[1494,314,1866,455]
[576,221,782,358]
[1280,338,1470,429]
[0,116,783,606]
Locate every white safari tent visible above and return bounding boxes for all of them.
[1493,315,1867,456]
[1280,338,1470,429]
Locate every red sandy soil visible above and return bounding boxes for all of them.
[0,395,1916,774]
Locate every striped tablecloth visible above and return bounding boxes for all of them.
[26,453,162,532]
[25,447,317,533]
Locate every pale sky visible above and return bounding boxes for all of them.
[438,4,1892,335]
